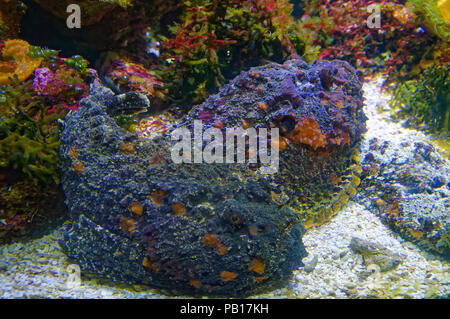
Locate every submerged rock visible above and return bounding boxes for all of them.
[359,139,450,260]
[302,254,319,273]
[59,58,366,296]
[349,237,404,272]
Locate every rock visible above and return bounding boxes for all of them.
[349,237,403,272]
[59,58,366,297]
[359,137,450,260]
[303,254,319,273]
[0,0,24,40]
[23,0,182,68]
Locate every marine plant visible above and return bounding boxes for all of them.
[390,63,449,134]
[155,0,315,107]
[407,0,450,41]
[0,39,93,183]
[0,76,66,242]
[298,0,444,81]
[0,39,93,242]
[0,74,68,185]
[105,58,165,101]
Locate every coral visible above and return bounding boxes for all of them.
[135,114,173,139]
[105,59,165,104]
[0,41,93,243]
[0,41,92,183]
[390,64,449,134]
[32,67,89,111]
[0,39,42,85]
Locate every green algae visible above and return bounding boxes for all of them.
[407,0,450,41]
[390,64,449,135]
[0,76,64,185]
[155,0,314,108]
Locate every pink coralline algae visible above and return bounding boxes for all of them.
[33,67,62,95]
[135,115,173,139]
[33,67,89,112]
[105,59,165,100]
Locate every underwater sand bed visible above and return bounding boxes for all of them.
[0,202,448,299]
[262,203,449,299]
[0,77,448,299]
[359,76,449,259]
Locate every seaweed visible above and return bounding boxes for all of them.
[298,0,445,82]
[390,64,449,135]
[0,76,64,185]
[155,0,315,108]
[407,0,450,41]
[0,40,93,242]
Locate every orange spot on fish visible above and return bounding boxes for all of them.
[248,258,265,274]
[220,271,238,282]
